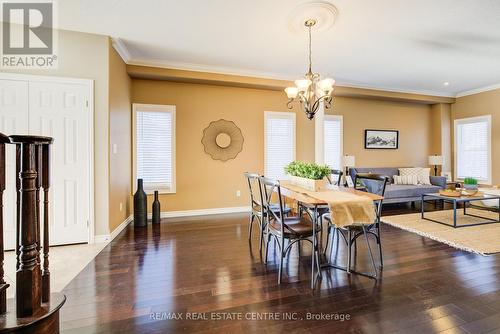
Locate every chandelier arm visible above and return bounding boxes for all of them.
[324,96,333,109]
[311,99,321,115]
[286,99,294,109]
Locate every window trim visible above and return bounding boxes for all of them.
[323,114,343,170]
[454,115,491,185]
[264,111,296,179]
[132,103,176,194]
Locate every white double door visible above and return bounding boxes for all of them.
[0,77,91,249]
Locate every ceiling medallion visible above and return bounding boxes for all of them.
[285,18,335,120]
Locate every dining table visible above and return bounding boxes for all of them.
[278,180,384,283]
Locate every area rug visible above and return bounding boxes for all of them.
[382,208,500,255]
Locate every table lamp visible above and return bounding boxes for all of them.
[343,155,355,187]
[343,154,355,175]
[428,154,443,176]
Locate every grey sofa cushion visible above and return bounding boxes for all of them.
[385,184,441,199]
[349,167,400,183]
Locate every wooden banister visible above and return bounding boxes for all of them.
[0,133,63,333]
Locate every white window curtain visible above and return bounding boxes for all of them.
[264,111,296,180]
[455,115,491,183]
[134,104,176,193]
[323,115,343,170]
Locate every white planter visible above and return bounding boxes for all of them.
[289,175,327,192]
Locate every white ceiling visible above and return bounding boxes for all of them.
[58,0,500,96]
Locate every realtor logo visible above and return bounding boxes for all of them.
[1,1,57,68]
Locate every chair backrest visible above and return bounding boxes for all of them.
[353,172,389,220]
[327,169,343,186]
[259,176,286,234]
[244,172,264,208]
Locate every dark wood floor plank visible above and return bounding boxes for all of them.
[59,203,500,333]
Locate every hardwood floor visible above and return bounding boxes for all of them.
[60,203,500,333]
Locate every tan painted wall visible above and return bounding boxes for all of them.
[132,79,436,212]
[1,29,110,236]
[451,88,500,184]
[327,97,433,168]
[109,43,132,231]
[132,79,314,211]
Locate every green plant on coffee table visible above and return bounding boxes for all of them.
[284,161,331,180]
[463,177,478,186]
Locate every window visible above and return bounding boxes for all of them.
[264,111,296,179]
[455,115,491,184]
[133,104,176,193]
[323,115,343,170]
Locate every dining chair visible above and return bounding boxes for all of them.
[322,173,388,278]
[244,172,290,252]
[260,176,321,288]
[326,169,343,186]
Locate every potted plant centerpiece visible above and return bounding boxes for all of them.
[463,177,478,190]
[284,161,331,191]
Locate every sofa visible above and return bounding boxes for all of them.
[349,167,447,204]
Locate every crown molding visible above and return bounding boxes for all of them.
[455,83,500,98]
[337,82,455,99]
[127,58,292,82]
[111,37,131,63]
[128,58,460,99]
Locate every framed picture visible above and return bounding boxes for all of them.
[364,129,399,149]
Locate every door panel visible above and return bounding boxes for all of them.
[0,79,29,250]
[29,81,90,245]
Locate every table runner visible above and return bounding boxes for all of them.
[282,183,376,228]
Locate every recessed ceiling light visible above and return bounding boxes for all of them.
[443,82,450,86]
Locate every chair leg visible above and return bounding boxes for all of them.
[323,225,331,256]
[346,229,352,274]
[319,214,323,250]
[278,237,284,284]
[362,225,377,278]
[258,216,265,252]
[311,236,315,289]
[330,228,339,263]
[248,213,255,241]
[315,235,322,280]
[264,227,270,264]
[377,225,383,268]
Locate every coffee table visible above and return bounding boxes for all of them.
[421,193,500,228]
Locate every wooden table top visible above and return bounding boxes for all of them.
[279,180,383,205]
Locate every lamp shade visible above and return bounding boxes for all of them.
[294,79,312,92]
[284,87,298,99]
[428,155,443,165]
[343,155,355,167]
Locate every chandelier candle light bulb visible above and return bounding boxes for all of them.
[285,19,335,120]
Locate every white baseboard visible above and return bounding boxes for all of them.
[94,214,133,244]
[94,207,249,243]
[147,206,251,219]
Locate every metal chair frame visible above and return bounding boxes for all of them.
[260,177,321,288]
[244,172,266,252]
[322,173,388,278]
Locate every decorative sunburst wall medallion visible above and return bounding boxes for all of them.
[201,119,244,161]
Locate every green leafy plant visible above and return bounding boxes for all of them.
[463,177,478,186]
[284,161,331,180]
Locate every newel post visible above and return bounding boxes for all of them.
[9,135,53,317]
[0,133,10,314]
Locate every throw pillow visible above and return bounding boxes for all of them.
[399,167,421,180]
[393,175,418,185]
[399,167,431,185]
[419,168,431,185]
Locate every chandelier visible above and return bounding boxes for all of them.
[285,19,335,120]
